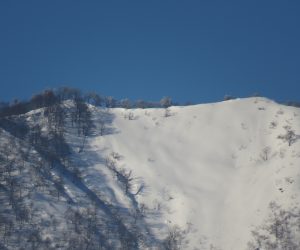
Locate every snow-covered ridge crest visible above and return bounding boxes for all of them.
[0,96,299,249]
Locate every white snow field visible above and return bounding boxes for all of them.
[2,96,298,249]
[82,97,300,249]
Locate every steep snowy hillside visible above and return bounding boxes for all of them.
[85,97,300,249]
[0,96,299,250]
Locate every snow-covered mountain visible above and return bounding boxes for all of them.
[1,96,299,250]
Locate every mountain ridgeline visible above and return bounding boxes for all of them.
[0,88,300,250]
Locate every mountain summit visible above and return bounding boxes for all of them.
[1,95,299,249]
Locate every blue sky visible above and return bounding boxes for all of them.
[0,0,299,104]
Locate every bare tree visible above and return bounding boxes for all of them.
[84,92,102,106]
[223,95,235,101]
[248,202,300,250]
[120,98,131,109]
[160,97,172,108]
[164,108,171,117]
[135,99,147,109]
[278,126,297,146]
[260,146,271,161]
[99,121,106,137]
[163,225,186,250]
[105,156,135,194]
[124,111,135,120]
[56,86,81,102]
[104,96,116,108]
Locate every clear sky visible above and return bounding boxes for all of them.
[0,0,299,104]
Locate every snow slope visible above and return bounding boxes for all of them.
[83,97,300,249]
